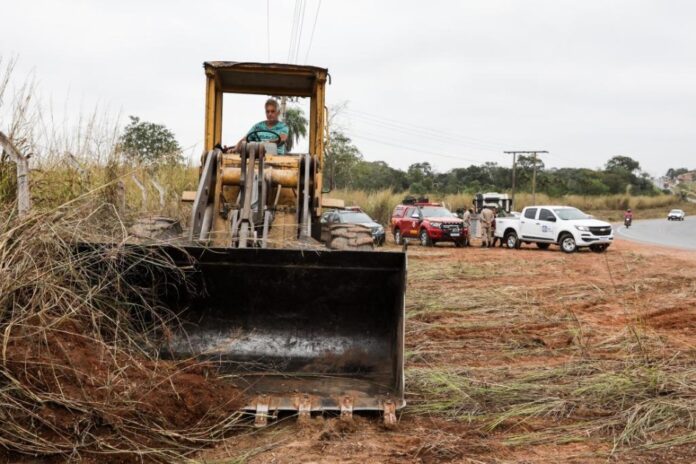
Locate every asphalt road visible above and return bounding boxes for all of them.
[615,216,696,251]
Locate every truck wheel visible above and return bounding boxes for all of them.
[420,229,433,247]
[394,229,403,245]
[536,242,550,250]
[590,244,608,253]
[560,234,577,253]
[505,231,519,249]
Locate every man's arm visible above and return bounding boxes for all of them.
[278,123,289,145]
[232,123,260,152]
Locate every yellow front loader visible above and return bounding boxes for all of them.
[132,62,406,426]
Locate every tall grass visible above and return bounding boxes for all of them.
[0,204,244,462]
[328,188,687,225]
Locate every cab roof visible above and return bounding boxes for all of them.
[204,61,329,97]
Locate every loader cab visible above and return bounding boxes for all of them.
[203,61,328,157]
[192,62,332,246]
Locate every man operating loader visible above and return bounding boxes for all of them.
[220,98,290,154]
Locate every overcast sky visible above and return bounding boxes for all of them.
[1,0,694,176]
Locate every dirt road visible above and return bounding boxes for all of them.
[199,241,696,464]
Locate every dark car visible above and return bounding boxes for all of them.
[320,209,386,246]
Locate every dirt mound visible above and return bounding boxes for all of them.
[1,319,244,463]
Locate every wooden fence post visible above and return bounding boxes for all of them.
[150,177,166,210]
[131,174,148,210]
[0,131,31,216]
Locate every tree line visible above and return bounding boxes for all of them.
[324,129,680,196]
[107,114,690,199]
[115,111,688,199]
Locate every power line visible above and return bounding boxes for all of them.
[303,0,322,63]
[293,0,308,63]
[345,111,504,153]
[286,0,301,62]
[346,130,488,164]
[266,0,271,61]
[345,108,514,149]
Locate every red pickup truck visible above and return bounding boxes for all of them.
[391,202,467,247]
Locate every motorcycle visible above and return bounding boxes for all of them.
[624,217,632,228]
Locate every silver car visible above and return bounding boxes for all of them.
[667,209,685,221]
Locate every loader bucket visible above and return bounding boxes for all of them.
[83,244,407,416]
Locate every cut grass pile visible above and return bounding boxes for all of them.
[0,204,244,463]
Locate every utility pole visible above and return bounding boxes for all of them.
[503,151,518,207]
[504,150,548,206]
[280,96,287,120]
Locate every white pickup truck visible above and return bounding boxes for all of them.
[495,205,613,253]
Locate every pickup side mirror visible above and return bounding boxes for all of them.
[547,217,556,222]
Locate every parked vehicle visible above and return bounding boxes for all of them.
[473,192,512,214]
[391,202,467,247]
[494,206,613,253]
[667,209,686,221]
[320,207,386,245]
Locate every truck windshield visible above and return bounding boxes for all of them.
[341,212,373,223]
[420,206,454,217]
[553,208,588,220]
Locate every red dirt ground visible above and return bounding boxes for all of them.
[1,320,244,463]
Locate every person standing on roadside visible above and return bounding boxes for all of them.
[479,206,494,247]
[491,207,501,247]
[461,208,472,246]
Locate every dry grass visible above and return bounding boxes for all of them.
[401,244,696,458]
[0,203,244,463]
[328,188,690,225]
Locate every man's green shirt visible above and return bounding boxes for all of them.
[248,121,289,154]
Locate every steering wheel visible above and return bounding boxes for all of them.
[246,129,284,146]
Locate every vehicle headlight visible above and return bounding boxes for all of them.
[575,225,589,231]
[430,222,441,228]
[375,225,384,233]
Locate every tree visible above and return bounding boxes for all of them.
[666,167,689,180]
[120,116,182,165]
[406,162,434,193]
[350,160,408,191]
[324,130,363,189]
[283,107,308,153]
[605,155,640,173]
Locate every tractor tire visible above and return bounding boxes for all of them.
[328,224,374,251]
[129,216,183,241]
